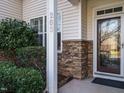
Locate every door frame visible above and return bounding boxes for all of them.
[92,2,124,81]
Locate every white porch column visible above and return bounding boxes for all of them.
[47,0,58,93]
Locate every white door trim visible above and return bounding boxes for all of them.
[93,4,124,81]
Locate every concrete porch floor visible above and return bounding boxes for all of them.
[59,79,124,93]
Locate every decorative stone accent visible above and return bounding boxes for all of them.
[58,40,93,80]
[87,41,93,77]
[58,41,83,79]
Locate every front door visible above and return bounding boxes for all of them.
[94,15,124,77]
[97,17,121,74]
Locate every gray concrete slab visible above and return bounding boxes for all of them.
[59,79,124,93]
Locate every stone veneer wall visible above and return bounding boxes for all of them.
[58,40,93,79]
[87,41,93,77]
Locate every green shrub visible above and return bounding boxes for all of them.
[0,18,38,50]
[0,61,16,92]
[15,46,46,78]
[0,61,45,93]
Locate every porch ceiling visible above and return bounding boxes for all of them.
[67,0,80,5]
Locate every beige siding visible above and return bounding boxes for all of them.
[81,0,87,40]
[23,0,47,22]
[23,0,81,40]
[0,0,22,20]
[57,0,80,40]
[87,0,123,40]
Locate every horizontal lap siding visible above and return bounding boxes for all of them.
[23,0,47,23]
[57,0,80,40]
[0,0,22,20]
[23,0,80,40]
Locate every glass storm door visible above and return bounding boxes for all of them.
[97,17,121,74]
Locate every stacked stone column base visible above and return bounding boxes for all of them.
[58,40,93,79]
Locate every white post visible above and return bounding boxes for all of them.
[47,0,58,93]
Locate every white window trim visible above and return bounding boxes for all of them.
[94,2,124,18]
[57,12,63,53]
[30,16,46,47]
[42,16,46,47]
[30,14,63,53]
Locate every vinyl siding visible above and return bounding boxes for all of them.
[57,0,80,40]
[0,0,22,20]
[81,0,87,40]
[22,0,47,22]
[87,0,123,40]
[23,0,81,40]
